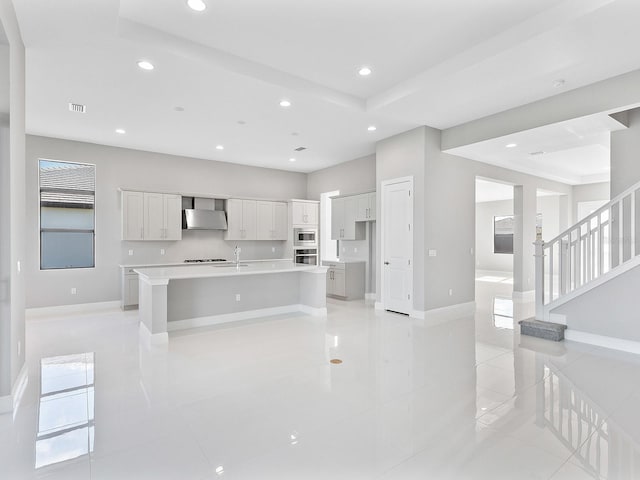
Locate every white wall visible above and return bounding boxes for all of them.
[375,126,573,314]
[553,265,640,342]
[572,181,610,222]
[306,154,376,201]
[376,127,426,310]
[475,199,513,273]
[611,108,640,198]
[307,153,377,294]
[25,135,307,308]
[0,0,26,403]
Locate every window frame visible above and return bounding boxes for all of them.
[38,158,96,271]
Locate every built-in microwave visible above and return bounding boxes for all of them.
[294,248,318,265]
[294,228,318,247]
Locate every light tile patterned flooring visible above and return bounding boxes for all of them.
[2,278,640,479]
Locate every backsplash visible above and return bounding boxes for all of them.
[121,229,289,265]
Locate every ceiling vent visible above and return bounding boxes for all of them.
[294,146,307,152]
[68,103,86,113]
[529,151,546,156]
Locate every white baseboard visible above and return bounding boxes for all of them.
[365,293,376,300]
[512,290,535,301]
[0,363,28,415]
[167,304,326,332]
[565,330,640,355]
[413,301,477,323]
[26,300,121,319]
[374,301,385,310]
[139,322,169,346]
[298,305,328,317]
[548,313,567,326]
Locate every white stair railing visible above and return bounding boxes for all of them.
[535,181,640,320]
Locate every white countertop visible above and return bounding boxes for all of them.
[120,258,291,268]
[135,261,327,281]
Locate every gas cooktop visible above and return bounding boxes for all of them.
[183,258,227,263]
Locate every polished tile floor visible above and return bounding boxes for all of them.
[2,278,640,479]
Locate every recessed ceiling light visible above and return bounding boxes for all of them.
[137,60,154,71]
[216,145,224,150]
[505,143,517,148]
[367,125,377,132]
[289,158,296,162]
[279,99,291,108]
[187,0,206,12]
[115,128,126,134]
[358,66,372,76]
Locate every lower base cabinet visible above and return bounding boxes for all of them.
[323,260,365,300]
[121,267,139,310]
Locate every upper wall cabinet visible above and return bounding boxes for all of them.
[355,192,376,221]
[225,199,257,241]
[121,191,182,241]
[291,200,318,226]
[256,201,288,240]
[331,195,365,241]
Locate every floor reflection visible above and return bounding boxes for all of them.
[36,352,95,469]
[492,296,514,330]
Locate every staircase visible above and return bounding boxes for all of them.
[522,180,640,341]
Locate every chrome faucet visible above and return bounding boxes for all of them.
[234,245,241,265]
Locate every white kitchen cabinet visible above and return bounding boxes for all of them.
[323,260,365,299]
[331,196,365,240]
[122,191,144,240]
[291,200,318,226]
[355,192,376,222]
[256,201,288,240]
[121,191,182,241]
[121,267,139,310]
[225,199,257,240]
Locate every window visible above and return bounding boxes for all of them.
[39,159,95,269]
[493,215,514,254]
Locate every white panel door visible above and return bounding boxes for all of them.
[163,194,182,241]
[382,179,413,314]
[122,191,144,240]
[256,201,273,240]
[144,192,165,240]
[242,200,257,240]
[273,202,288,240]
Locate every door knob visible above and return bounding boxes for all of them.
[384,261,390,265]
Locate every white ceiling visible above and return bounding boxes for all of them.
[451,114,624,185]
[476,178,561,203]
[11,0,640,174]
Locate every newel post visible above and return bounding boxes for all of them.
[534,237,545,320]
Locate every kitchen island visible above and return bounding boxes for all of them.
[135,261,328,344]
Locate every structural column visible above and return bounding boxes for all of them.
[513,185,537,293]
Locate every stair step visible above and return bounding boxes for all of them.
[518,318,567,342]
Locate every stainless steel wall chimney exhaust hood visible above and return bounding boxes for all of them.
[183,209,228,230]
